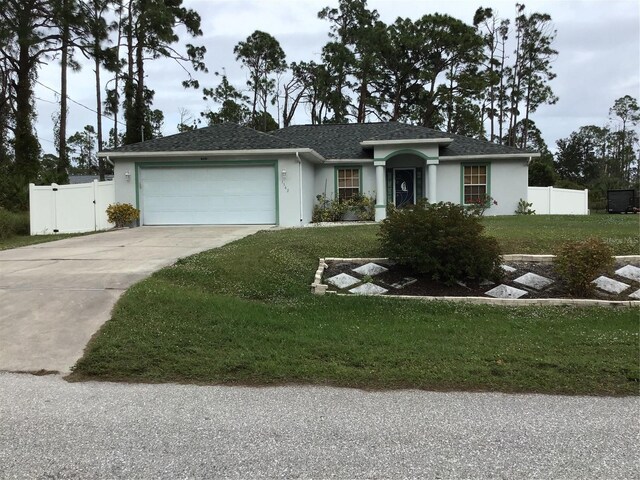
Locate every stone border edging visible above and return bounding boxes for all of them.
[310,256,640,307]
[303,222,377,228]
[502,254,640,263]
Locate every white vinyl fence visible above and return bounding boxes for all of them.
[527,186,589,215]
[29,180,115,235]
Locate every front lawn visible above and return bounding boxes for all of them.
[481,214,639,254]
[70,216,639,395]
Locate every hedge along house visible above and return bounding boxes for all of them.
[99,122,538,227]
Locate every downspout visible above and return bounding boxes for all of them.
[296,152,303,224]
[104,155,114,167]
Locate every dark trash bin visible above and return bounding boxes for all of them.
[607,189,638,213]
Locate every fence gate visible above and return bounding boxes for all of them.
[29,180,115,235]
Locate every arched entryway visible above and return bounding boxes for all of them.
[373,149,440,221]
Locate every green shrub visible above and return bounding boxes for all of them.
[106,203,140,228]
[0,208,29,239]
[379,201,503,285]
[312,193,374,222]
[515,198,536,215]
[554,237,614,296]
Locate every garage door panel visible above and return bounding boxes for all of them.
[141,166,276,225]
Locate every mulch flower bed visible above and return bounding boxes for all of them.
[323,259,640,301]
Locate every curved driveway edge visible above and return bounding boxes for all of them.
[0,226,265,374]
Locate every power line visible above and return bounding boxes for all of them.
[35,80,126,127]
[35,96,57,104]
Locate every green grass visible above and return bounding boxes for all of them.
[0,209,95,250]
[71,217,639,395]
[482,214,639,254]
[0,232,89,251]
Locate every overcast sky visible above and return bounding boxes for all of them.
[33,0,640,154]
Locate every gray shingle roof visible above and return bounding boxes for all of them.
[106,121,535,159]
[273,122,534,159]
[439,131,533,157]
[270,122,406,159]
[365,123,449,141]
[105,122,298,153]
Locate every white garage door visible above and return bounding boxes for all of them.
[140,165,276,225]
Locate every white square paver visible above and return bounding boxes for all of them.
[629,289,640,300]
[501,264,516,273]
[485,284,528,299]
[514,272,553,290]
[349,283,388,295]
[352,262,388,276]
[615,265,640,283]
[592,276,630,294]
[326,273,360,289]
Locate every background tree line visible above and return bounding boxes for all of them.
[194,0,559,150]
[0,0,636,213]
[0,0,205,209]
[552,95,639,209]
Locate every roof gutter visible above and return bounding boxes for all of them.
[442,153,540,161]
[98,148,326,163]
[360,138,453,147]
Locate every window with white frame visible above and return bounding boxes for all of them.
[337,168,360,201]
[463,165,488,204]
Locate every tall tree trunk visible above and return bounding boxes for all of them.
[95,54,104,179]
[112,0,124,148]
[357,71,368,123]
[523,70,532,150]
[58,0,69,182]
[123,0,135,143]
[497,37,506,144]
[135,32,145,141]
[446,66,454,132]
[0,59,9,166]
[508,13,523,147]
[14,3,40,181]
[488,30,496,142]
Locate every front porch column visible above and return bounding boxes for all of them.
[374,160,386,221]
[426,159,439,203]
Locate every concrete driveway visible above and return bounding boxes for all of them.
[0,226,264,374]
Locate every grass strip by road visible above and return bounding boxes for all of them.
[0,233,90,251]
[70,217,639,395]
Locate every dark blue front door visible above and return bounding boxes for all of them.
[394,169,415,207]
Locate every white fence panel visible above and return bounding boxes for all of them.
[527,186,589,215]
[95,180,116,231]
[30,180,115,235]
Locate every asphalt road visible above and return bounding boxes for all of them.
[0,373,638,479]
